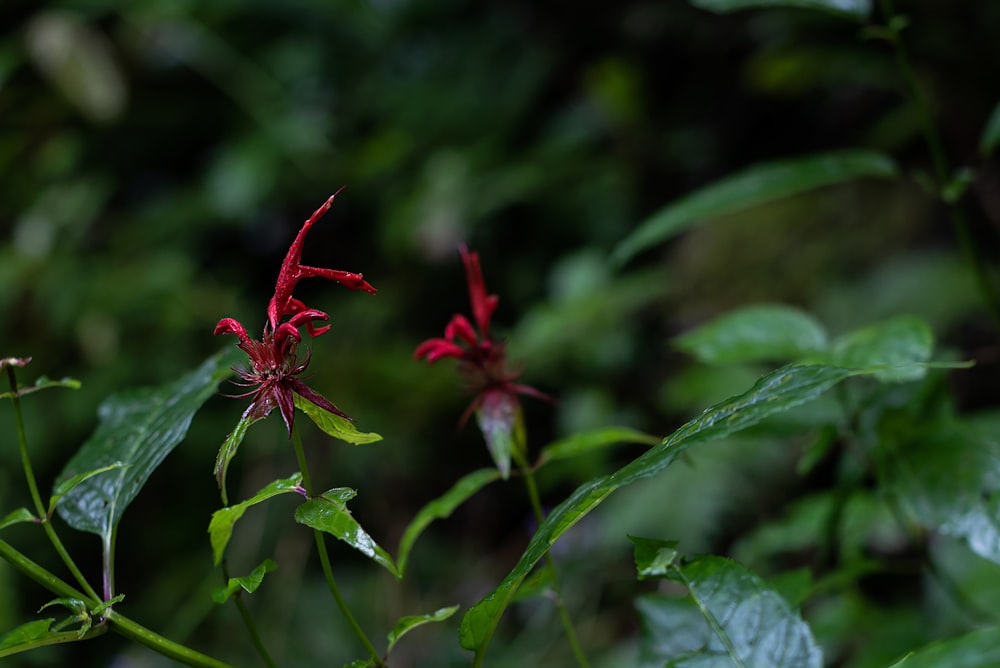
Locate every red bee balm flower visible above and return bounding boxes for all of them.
[215,191,376,436]
[415,245,550,476]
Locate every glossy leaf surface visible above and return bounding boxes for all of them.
[214,410,265,506]
[674,304,828,365]
[293,393,383,444]
[396,468,502,577]
[612,150,896,265]
[57,349,240,540]
[295,488,400,578]
[827,315,933,381]
[460,364,861,653]
[885,421,1000,565]
[209,473,303,565]
[635,556,822,667]
[888,627,1000,667]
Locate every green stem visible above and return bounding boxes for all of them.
[290,423,385,667]
[516,452,591,668]
[221,560,277,668]
[880,0,1000,328]
[4,365,101,602]
[0,538,232,668]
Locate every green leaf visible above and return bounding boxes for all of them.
[636,556,822,667]
[293,394,383,445]
[386,606,459,652]
[396,468,502,577]
[214,409,265,506]
[674,304,828,365]
[885,420,1000,565]
[459,363,892,655]
[827,315,933,381]
[537,426,660,465]
[475,391,524,479]
[48,462,127,517]
[630,536,680,579]
[888,627,1000,667]
[612,150,896,265]
[980,97,1000,156]
[212,559,277,604]
[689,0,870,20]
[0,508,37,530]
[56,349,240,545]
[208,473,303,565]
[295,489,400,578]
[0,375,81,400]
[0,619,60,656]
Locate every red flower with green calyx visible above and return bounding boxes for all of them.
[414,245,550,477]
[215,191,376,437]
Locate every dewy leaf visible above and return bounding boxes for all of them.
[57,348,241,543]
[674,304,828,365]
[637,556,822,668]
[827,315,933,381]
[212,558,277,604]
[689,0,870,20]
[295,489,400,578]
[208,473,303,565]
[48,462,127,517]
[459,364,884,655]
[293,393,383,445]
[476,391,524,479]
[888,627,1000,668]
[612,150,896,265]
[980,97,1000,156]
[215,409,266,506]
[537,427,660,466]
[396,468,502,577]
[885,420,1000,566]
[386,605,460,653]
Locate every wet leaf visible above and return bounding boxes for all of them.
[612,150,896,265]
[296,489,399,578]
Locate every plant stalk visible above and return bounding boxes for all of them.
[516,451,591,668]
[221,560,277,668]
[290,422,385,667]
[880,0,1000,328]
[5,365,101,602]
[0,538,232,668]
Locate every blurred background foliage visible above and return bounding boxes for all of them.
[1,0,1000,666]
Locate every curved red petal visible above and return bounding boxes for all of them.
[414,338,465,362]
[444,314,478,347]
[214,318,252,344]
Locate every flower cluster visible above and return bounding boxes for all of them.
[414,244,549,428]
[215,191,376,436]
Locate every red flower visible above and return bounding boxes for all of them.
[414,245,550,426]
[215,192,376,435]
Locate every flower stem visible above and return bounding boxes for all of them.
[879,0,1000,329]
[0,537,232,668]
[290,423,385,667]
[515,452,591,668]
[222,560,277,668]
[4,365,101,602]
